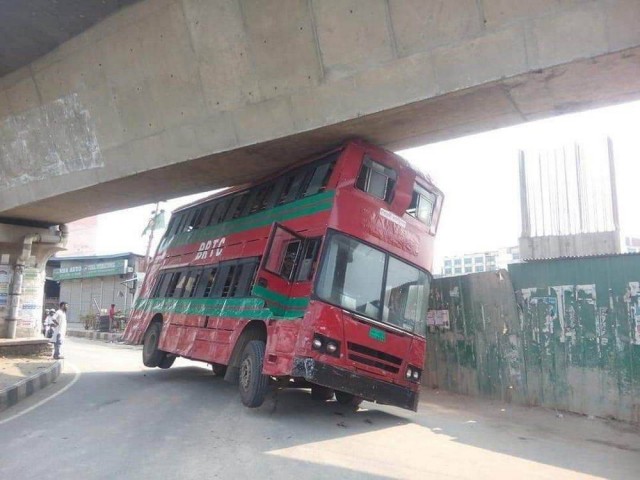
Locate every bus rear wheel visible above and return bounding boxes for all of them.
[238,340,269,408]
[335,391,363,408]
[158,355,176,369]
[142,322,165,368]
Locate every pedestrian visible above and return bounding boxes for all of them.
[44,309,55,338]
[51,301,68,360]
[109,303,116,332]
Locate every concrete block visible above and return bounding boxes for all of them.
[312,0,394,79]
[241,0,321,99]
[605,0,640,52]
[138,2,208,128]
[182,0,261,111]
[189,111,239,155]
[353,51,439,107]
[4,75,41,115]
[289,77,359,131]
[389,0,482,56]
[112,81,164,142]
[482,0,576,28]
[527,6,608,69]
[78,87,124,151]
[432,27,528,92]
[101,22,147,89]
[506,50,640,119]
[232,96,295,145]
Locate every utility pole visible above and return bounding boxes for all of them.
[143,202,160,272]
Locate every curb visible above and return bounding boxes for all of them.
[0,360,62,413]
[67,330,122,342]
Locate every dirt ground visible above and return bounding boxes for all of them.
[0,356,55,390]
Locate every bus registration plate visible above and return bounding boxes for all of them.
[369,327,386,342]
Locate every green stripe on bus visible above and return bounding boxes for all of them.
[251,285,310,308]
[134,294,307,320]
[166,190,335,249]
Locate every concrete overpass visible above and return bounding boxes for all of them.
[2,0,640,336]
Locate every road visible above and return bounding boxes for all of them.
[0,338,638,479]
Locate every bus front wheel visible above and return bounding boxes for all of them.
[335,391,363,408]
[311,385,334,401]
[238,340,269,408]
[142,322,166,368]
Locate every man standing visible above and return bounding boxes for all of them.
[51,302,68,360]
[109,303,116,332]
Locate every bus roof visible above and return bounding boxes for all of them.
[171,139,436,214]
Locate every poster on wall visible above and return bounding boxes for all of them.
[18,268,45,329]
[427,309,450,329]
[0,265,10,308]
[626,282,640,345]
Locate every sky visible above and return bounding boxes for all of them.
[89,99,640,272]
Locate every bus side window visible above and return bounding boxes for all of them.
[151,273,168,297]
[356,156,396,202]
[179,211,196,233]
[278,171,306,205]
[234,258,259,297]
[182,269,202,298]
[280,240,302,280]
[165,272,183,297]
[197,267,218,297]
[302,154,338,197]
[223,194,248,222]
[172,271,189,297]
[165,218,177,237]
[191,208,206,230]
[296,238,321,281]
[211,264,232,298]
[209,198,230,226]
[245,185,271,216]
[406,183,437,227]
[220,264,238,298]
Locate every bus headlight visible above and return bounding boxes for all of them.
[405,366,422,383]
[312,333,341,357]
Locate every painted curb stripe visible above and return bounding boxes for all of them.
[0,360,62,413]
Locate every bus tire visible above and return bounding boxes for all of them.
[142,322,165,368]
[335,391,363,408]
[211,364,227,377]
[238,340,269,408]
[311,385,334,401]
[158,355,176,369]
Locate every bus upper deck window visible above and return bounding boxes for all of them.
[406,183,437,226]
[356,157,396,202]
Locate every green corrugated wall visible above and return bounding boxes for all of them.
[425,255,640,423]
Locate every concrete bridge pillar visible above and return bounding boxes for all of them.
[0,222,67,338]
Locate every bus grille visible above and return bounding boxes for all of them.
[347,342,402,374]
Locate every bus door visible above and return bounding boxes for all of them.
[255,223,308,319]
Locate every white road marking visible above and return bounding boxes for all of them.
[0,362,81,425]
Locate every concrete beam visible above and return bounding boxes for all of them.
[1,0,640,223]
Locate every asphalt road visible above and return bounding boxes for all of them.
[1,337,639,480]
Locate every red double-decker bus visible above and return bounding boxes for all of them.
[123,140,443,410]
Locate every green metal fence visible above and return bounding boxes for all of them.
[425,255,640,423]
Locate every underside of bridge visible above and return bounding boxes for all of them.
[3,46,640,225]
[1,0,640,226]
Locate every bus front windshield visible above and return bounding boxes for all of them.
[315,231,431,336]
